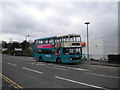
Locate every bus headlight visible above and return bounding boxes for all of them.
[70,58,72,61]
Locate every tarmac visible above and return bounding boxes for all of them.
[1,55,119,90]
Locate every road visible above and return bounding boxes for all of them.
[2,54,119,89]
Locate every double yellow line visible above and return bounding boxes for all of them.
[0,73,23,89]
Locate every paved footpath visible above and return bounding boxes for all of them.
[82,60,120,67]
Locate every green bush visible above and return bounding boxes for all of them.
[2,49,33,57]
[22,49,33,57]
[2,50,13,55]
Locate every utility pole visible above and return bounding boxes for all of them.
[10,38,12,43]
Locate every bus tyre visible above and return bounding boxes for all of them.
[57,58,61,64]
[39,57,42,62]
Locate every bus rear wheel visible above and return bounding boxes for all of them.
[39,57,42,62]
[57,58,61,64]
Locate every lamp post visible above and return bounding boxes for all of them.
[27,35,30,42]
[85,22,90,60]
[25,35,30,42]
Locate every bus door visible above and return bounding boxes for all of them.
[33,50,37,60]
[36,49,42,60]
[55,48,60,57]
[50,49,55,61]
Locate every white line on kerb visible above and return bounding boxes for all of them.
[85,72,119,79]
[55,76,110,90]
[22,67,43,74]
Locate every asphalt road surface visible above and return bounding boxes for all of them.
[2,54,119,89]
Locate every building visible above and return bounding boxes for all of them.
[82,39,118,60]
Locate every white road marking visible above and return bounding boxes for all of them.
[53,65,89,71]
[52,67,68,71]
[48,63,54,65]
[45,66,67,71]
[7,62,17,66]
[53,65,66,68]
[26,62,45,66]
[55,76,110,90]
[22,67,43,74]
[39,64,46,66]
[26,62,33,64]
[26,62,36,65]
[70,67,89,71]
[12,64,17,66]
[85,72,119,79]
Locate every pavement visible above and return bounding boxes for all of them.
[2,79,12,90]
[1,54,119,89]
[82,60,120,67]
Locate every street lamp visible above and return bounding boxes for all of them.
[25,35,30,42]
[84,22,90,60]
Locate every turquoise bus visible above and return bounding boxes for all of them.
[33,34,85,63]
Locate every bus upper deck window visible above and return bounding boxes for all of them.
[35,40,38,44]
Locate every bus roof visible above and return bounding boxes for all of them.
[58,34,80,38]
[35,34,81,41]
[35,36,57,41]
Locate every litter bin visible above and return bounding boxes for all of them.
[108,54,120,64]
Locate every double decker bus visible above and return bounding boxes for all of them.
[33,34,85,63]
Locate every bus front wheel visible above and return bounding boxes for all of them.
[39,57,42,62]
[57,58,61,64]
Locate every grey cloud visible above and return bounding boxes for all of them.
[1,2,118,42]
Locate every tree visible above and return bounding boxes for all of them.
[2,41,8,48]
[12,42,21,48]
[21,40,30,50]
[7,43,14,50]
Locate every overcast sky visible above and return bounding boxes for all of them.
[0,1,118,43]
